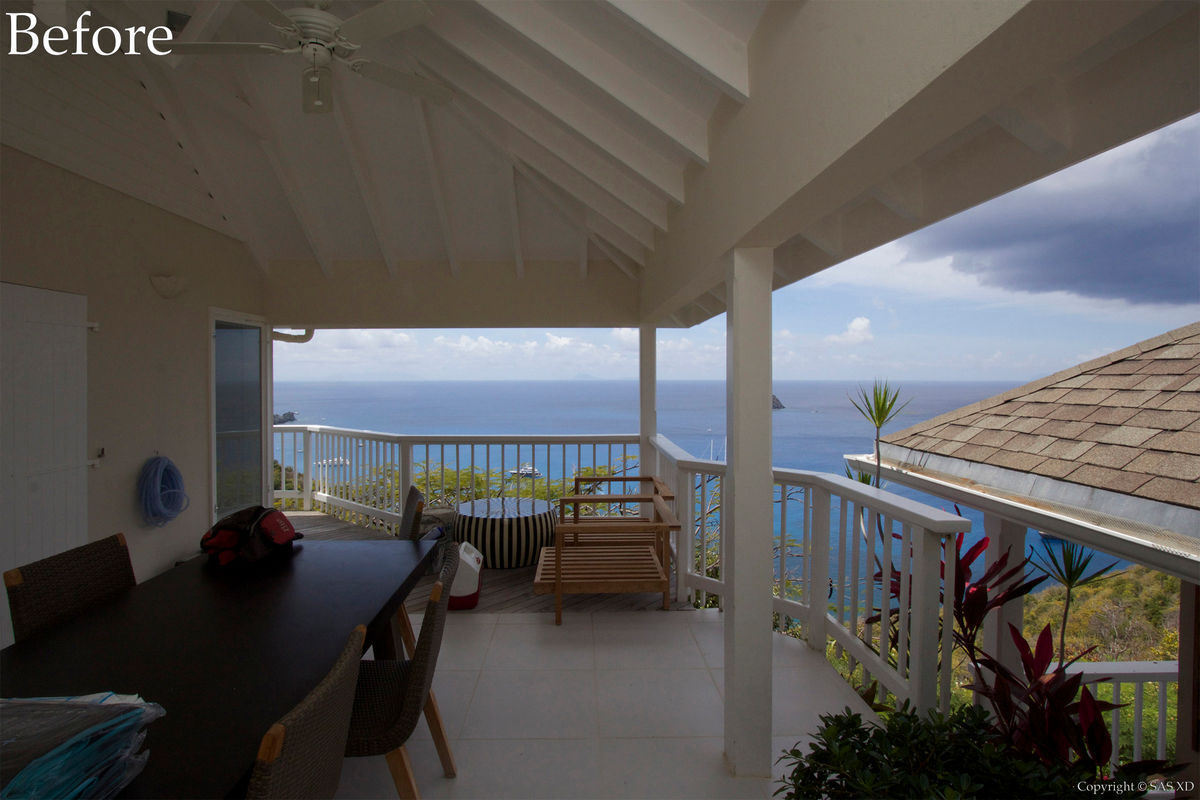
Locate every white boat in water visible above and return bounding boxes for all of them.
[509,463,541,478]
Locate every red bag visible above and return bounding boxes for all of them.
[201,506,302,566]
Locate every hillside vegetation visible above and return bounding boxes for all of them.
[1023,564,1180,663]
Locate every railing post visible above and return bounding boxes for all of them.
[908,527,942,711]
[981,513,1026,680]
[399,442,414,500]
[302,428,314,510]
[806,485,830,652]
[676,466,694,604]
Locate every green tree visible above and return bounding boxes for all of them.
[849,380,909,487]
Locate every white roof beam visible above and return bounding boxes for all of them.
[579,232,589,279]
[472,0,709,163]
[412,41,669,231]
[413,98,461,277]
[869,164,925,222]
[333,86,400,277]
[166,1,237,69]
[584,209,647,267]
[453,94,656,250]
[604,0,749,103]
[170,65,270,141]
[506,164,525,279]
[235,75,334,278]
[590,234,640,281]
[93,3,272,271]
[424,4,684,203]
[451,102,647,274]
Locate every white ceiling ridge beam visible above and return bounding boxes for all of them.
[506,163,525,278]
[603,0,749,103]
[412,43,670,231]
[472,0,709,163]
[165,1,237,70]
[423,5,684,203]
[590,233,640,281]
[333,90,400,278]
[451,93,657,250]
[413,97,461,278]
[235,75,335,278]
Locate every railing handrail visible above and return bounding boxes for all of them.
[651,433,727,475]
[774,467,968,535]
[276,424,639,446]
[1068,660,1179,681]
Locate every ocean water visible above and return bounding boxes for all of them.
[273,379,1015,475]
[273,379,1125,575]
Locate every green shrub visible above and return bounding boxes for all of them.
[776,704,1090,800]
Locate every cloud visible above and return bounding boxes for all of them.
[902,113,1200,305]
[825,317,874,344]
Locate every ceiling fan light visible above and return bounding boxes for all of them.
[302,66,333,113]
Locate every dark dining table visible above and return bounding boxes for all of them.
[0,538,436,799]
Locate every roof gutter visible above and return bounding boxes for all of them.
[272,328,315,344]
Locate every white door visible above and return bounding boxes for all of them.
[0,282,89,647]
[211,314,270,521]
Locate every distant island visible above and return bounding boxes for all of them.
[772,394,785,410]
[273,411,297,424]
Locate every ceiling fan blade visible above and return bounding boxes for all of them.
[348,60,452,105]
[337,1,431,46]
[242,0,301,36]
[170,41,288,56]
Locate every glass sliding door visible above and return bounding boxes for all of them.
[213,319,266,520]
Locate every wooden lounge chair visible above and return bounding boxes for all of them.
[533,476,681,624]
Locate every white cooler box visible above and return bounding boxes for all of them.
[448,542,483,610]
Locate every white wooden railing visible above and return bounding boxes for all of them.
[272,425,1180,740]
[273,425,638,535]
[649,433,968,713]
[1071,661,1179,767]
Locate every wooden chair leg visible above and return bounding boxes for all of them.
[423,693,457,777]
[396,606,457,777]
[384,745,419,800]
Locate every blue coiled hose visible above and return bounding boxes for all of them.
[138,456,189,526]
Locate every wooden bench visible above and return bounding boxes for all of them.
[533,476,680,624]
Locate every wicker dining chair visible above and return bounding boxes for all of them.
[398,485,425,540]
[3,533,136,642]
[345,542,459,799]
[247,624,367,800]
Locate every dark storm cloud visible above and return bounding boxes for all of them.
[904,115,1200,305]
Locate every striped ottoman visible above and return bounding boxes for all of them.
[453,498,557,569]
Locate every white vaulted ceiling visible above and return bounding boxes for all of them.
[1,0,766,287]
[2,1,1196,330]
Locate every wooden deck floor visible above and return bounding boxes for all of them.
[288,511,692,615]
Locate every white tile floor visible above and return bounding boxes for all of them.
[337,609,873,800]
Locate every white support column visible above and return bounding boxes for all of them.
[723,247,774,777]
[639,325,657,475]
[1178,581,1199,796]
[981,514,1026,679]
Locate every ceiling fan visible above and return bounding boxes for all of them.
[170,0,451,113]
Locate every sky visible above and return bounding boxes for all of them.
[275,113,1200,384]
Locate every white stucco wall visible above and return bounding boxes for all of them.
[0,146,265,580]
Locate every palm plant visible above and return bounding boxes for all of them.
[1030,539,1120,667]
[849,380,910,487]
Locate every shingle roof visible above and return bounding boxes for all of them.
[883,322,1200,512]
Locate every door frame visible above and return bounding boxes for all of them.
[208,308,273,525]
